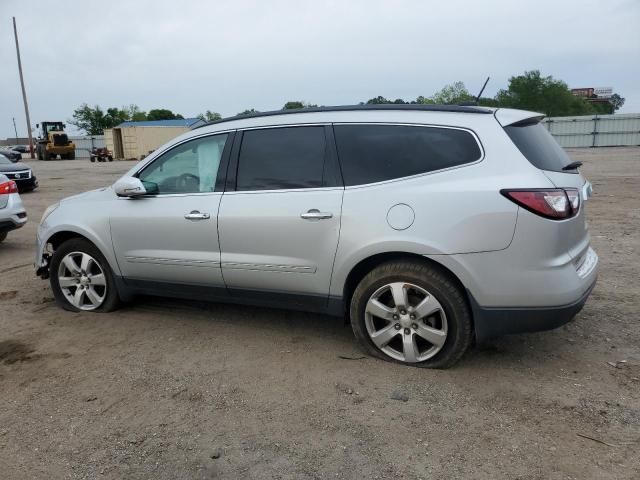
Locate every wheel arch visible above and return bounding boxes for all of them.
[41,226,121,277]
[341,251,472,319]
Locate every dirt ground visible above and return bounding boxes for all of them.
[0,148,638,479]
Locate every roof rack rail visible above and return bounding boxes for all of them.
[194,104,493,129]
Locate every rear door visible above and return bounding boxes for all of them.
[218,125,343,310]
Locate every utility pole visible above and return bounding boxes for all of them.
[12,17,35,159]
[12,117,18,143]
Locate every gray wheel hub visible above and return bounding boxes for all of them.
[57,251,107,311]
[364,282,448,363]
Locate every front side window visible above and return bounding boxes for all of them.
[236,126,326,191]
[334,124,482,186]
[138,134,228,194]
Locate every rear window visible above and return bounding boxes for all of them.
[504,122,572,172]
[334,124,482,186]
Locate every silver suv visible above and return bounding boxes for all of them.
[35,105,598,368]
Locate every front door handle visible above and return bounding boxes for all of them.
[184,210,210,220]
[300,209,333,220]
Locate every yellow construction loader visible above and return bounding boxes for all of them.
[36,121,76,160]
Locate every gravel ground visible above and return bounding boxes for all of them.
[0,148,638,479]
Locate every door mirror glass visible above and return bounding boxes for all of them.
[113,177,147,197]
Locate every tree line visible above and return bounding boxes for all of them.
[70,70,625,135]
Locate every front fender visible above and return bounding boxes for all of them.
[36,221,121,276]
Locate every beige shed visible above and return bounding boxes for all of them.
[104,118,206,160]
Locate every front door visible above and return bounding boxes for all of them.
[110,132,232,289]
[218,125,343,310]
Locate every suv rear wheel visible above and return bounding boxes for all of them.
[350,260,472,368]
[49,238,121,312]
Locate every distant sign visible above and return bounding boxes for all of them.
[571,88,593,97]
[594,87,613,98]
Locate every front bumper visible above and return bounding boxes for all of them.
[470,277,597,342]
[14,176,38,191]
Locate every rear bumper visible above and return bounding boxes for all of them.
[0,193,28,233]
[470,277,597,342]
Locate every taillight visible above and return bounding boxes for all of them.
[0,180,18,195]
[501,188,580,220]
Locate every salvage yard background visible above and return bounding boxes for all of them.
[0,147,638,479]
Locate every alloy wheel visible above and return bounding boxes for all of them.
[57,251,107,311]
[364,282,448,363]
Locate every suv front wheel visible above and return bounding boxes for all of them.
[49,238,121,312]
[350,260,472,368]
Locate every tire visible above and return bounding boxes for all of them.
[90,157,95,163]
[49,238,121,313]
[68,151,75,160]
[0,232,7,243]
[350,260,472,369]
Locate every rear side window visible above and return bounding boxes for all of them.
[334,124,482,186]
[504,122,571,172]
[237,126,326,191]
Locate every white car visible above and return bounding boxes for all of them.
[0,174,27,242]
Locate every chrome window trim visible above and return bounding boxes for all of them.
[222,186,344,196]
[117,191,223,200]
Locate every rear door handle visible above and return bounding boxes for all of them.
[300,209,333,220]
[184,210,210,220]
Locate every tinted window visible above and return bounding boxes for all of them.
[237,127,326,191]
[334,125,481,186]
[138,134,228,194]
[504,122,572,172]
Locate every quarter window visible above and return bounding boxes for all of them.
[236,127,326,191]
[334,124,482,186]
[138,134,228,194]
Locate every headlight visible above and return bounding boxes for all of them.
[40,203,59,224]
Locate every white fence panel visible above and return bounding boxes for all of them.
[69,135,105,158]
[543,114,640,147]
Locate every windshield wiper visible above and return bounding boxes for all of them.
[562,161,583,171]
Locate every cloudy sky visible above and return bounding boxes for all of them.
[1,0,638,138]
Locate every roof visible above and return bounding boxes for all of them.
[117,118,205,128]
[196,104,493,129]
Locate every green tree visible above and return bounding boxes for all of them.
[283,101,304,109]
[236,108,260,116]
[146,109,184,121]
[126,104,147,121]
[70,104,134,135]
[197,110,222,122]
[282,101,319,109]
[609,93,625,113]
[69,104,106,135]
[365,95,391,104]
[430,81,473,104]
[495,70,594,116]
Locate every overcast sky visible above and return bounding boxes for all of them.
[1,0,639,138]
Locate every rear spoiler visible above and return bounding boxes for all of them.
[494,108,545,127]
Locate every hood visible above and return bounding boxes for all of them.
[61,186,113,204]
[0,161,31,172]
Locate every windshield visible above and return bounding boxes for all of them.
[0,154,12,164]
[504,122,572,173]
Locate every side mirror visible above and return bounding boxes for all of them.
[113,177,147,197]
